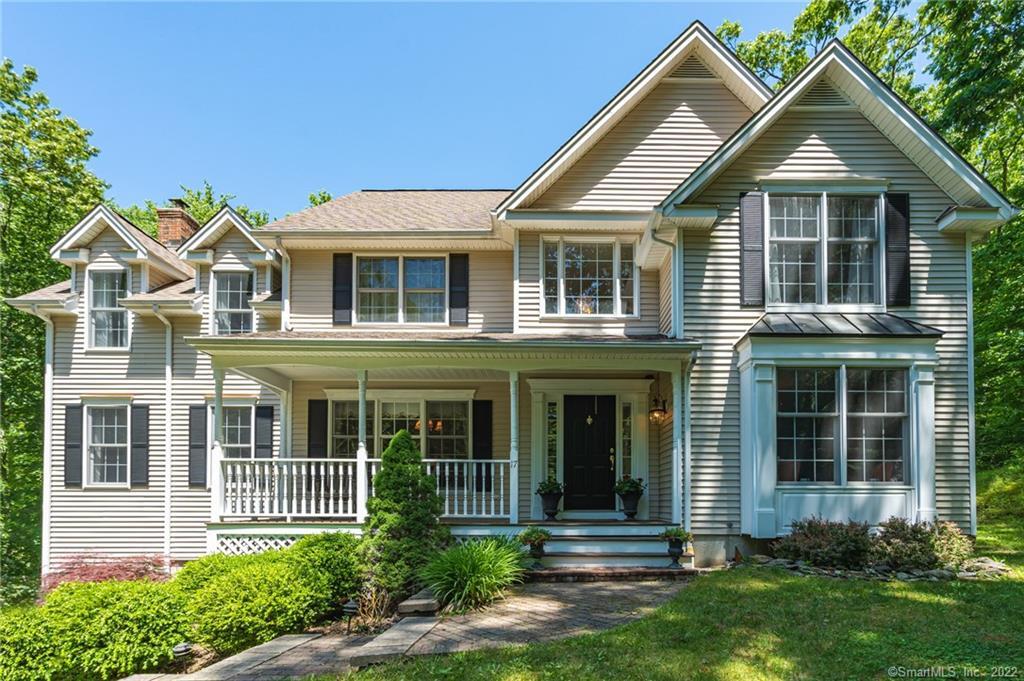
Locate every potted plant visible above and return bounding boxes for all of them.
[535,478,564,520]
[658,527,693,568]
[518,527,553,568]
[614,475,646,519]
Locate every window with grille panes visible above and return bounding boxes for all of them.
[89,270,129,347]
[356,256,446,324]
[381,401,422,451]
[846,369,907,482]
[332,401,374,457]
[542,239,638,316]
[216,406,253,458]
[213,272,254,334]
[545,401,558,480]
[776,368,838,483]
[425,401,469,459]
[87,406,128,484]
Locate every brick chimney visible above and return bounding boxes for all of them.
[156,198,199,248]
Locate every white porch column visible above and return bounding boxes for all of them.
[671,363,683,525]
[509,370,520,524]
[912,363,937,523]
[356,369,368,522]
[210,368,226,530]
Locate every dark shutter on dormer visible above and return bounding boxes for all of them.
[64,405,83,488]
[254,405,274,458]
[130,404,149,486]
[188,405,207,487]
[885,193,911,307]
[449,254,469,326]
[740,192,765,307]
[333,254,353,325]
[308,400,328,457]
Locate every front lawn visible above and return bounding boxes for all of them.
[347,519,1024,680]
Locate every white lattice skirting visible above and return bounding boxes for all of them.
[217,534,300,555]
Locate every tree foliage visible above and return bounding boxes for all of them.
[308,189,333,207]
[116,180,270,237]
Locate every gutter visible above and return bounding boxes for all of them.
[275,238,292,331]
[31,305,54,576]
[152,306,174,571]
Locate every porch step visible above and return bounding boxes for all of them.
[525,567,698,582]
[538,551,693,569]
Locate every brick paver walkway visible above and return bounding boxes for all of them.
[408,580,688,656]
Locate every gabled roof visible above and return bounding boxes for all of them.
[494,21,772,218]
[49,204,193,278]
[258,190,511,235]
[177,205,268,256]
[659,40,1018,224]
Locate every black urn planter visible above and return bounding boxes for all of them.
[529,543,545,569]
[618,491,642,519]
[667,538,685,568]
[539,492,562,520]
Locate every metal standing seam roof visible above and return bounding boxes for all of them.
[258,190,513,233]
[746,312,944,338]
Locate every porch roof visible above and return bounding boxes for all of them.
[744,312,944,339]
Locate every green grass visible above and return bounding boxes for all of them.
[335,518,1024,681]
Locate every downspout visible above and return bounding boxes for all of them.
[965,235,977,535]
[153,305,173,571]
[650,224,682,339]
[275,238,292,332]
[32,305,54,576]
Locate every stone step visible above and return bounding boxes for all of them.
[397,587,439,616]
[350,616,438,668]
[525,566,698,582]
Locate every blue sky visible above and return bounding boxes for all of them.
[3,2,807,219]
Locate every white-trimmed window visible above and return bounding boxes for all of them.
[87,405,129,485]
[213,272,254,334]
[425,401,469,458]
[208,404,255,458]
[776,366,907,485]
[543,238,638,316]
[329,395,471,458]
[356,256,446,324]
[332,400,374,457]
[89,269,129,348]
[767,193,881,307]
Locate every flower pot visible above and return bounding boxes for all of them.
[618,491,642,519]
[539,492,562,520]
[529,543,545,569]
[667,538,685,568]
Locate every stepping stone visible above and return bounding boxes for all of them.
[350,616,438,668]
[398,588,439,615]
[182,634,320,679]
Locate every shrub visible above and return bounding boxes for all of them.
[171,550,281,596]
[934,521,974,569]
[872,517,975,571]
[773,517,872,568]
[360,430,449,603]
[286,532,363,613]
[0,605,61,681]
[189,558,320,655]
[43,579,189,680]
[41,553,167,596]
[420,537,525,612]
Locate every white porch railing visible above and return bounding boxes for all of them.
[220,457,511,520]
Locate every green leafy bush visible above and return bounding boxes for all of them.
[0,605,60,681]
[934,521,973,569]
[171,550,281,596]
[286,532,363,613]
[873,517,975,571]
[189,559,319,655]
[420,537,525,612]
[361,429,449,602]
[43,579,188,680]
[773,518,872,568]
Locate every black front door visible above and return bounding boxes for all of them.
[563,395,616,510]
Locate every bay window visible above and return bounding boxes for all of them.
[87,405,129,485]
[776,366,907,484]
[213,272,254,334]
[356,256,446,324]
[89,269,129,348]
[767,193,881,306]
[543,239,638,316]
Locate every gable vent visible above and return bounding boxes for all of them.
[669,55,715,79]
[796,79,853,107]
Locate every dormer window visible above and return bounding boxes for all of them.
[89,269,129,348]
[542,238,637,317]
[767,193,881,307]
[213,272,254,334]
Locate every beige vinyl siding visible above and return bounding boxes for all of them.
[685,103,971,534]
[48,231,278,568]
[532,81,751,210]
[658,253,673,335]
[516,232,661,335]
[289,250,513,333]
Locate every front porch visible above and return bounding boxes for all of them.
[189,332,697,563]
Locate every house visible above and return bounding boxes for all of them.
[7,22,1017,572]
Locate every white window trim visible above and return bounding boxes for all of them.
[323,389,476,459]
[209,268,256,336]
[539,236,640,319]
[85,262,132,352]
[82,399,132,489]
[352,253,450,327]
[205,400,257,476]
[763,190,887,313]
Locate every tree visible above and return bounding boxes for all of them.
[116,181,270,237]
[0,59,106,602]
[308,189,332,207]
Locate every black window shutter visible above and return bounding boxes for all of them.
[255,405,274,458]
[308,399,328,457]
[885,193,911,307]
[472,399,493,492]
[130,404,149,486]
[64,405,83,488]
[333,254,353,325]
[740,191,765,307]
[188,404,207,487]
[449,254,469,326]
